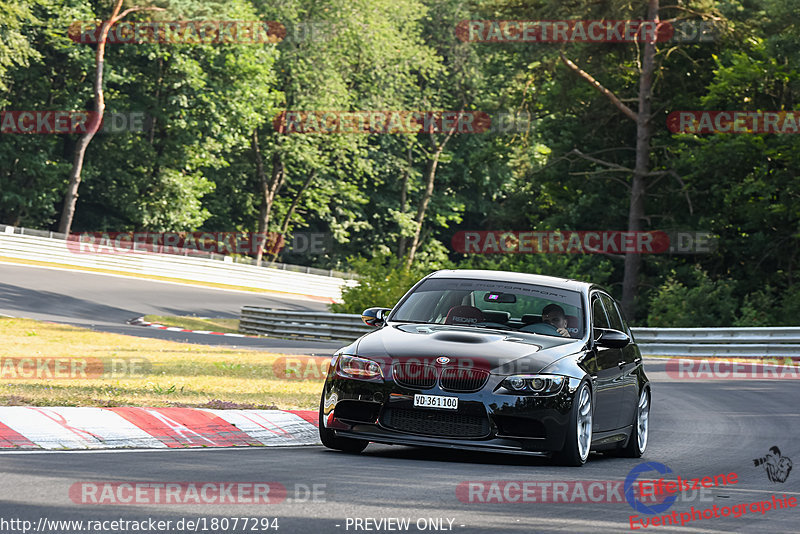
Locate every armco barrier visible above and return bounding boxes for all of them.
[0,225,356,302]
[632,327,800,357]
[239,307,372,340]
[239,308,800,357]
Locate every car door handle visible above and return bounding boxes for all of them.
[617,361,626,368]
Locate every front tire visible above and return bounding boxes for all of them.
[618,387,649,458]
[318,392,369,454]
[555,382,592,466]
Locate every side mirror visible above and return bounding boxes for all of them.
[361,307,391,327]
[594,328,631,349]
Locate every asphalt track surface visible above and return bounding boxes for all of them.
[0,360,798,533]
[1,262,798,532]
[0,262,342,355]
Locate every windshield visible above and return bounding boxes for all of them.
[391,277,585,338]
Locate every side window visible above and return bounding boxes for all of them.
[617,303,633,335]
[591,296,610,329]
[600,294,625,332]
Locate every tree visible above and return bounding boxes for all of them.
[404,123,461,267]
[556,0,659,319]
[249,0,439,265]
[58,0,164,234]
[0,0,39,99]
[71,0,282,233]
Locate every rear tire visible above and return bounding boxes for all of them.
[554,382,592,466]
[318,393,369,454]
[618,387,649,458]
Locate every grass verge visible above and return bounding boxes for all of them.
[0,317,322,409]
[142,315,241,334]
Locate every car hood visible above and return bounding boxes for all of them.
[353,323,586,375]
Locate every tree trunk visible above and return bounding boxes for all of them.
[58,9,116,234]
[621,0,659,320]
[269,170,317,262]
[148,57,165,146]
[397,147,412,259]
[405,141,441,268]
[405,118,460,268]
[252,130,284,264]
[58,1,162,235]
[560,2,660,321]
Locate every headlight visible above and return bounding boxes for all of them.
[336,355,384,381]
[500,374,565,395]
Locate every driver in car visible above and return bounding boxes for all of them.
[521,303,571,337]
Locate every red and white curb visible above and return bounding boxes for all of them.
[127,316,254,338]
[0,407,319,450]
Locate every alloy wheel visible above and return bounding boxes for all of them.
[577,385,592,461]
[637,390,650,453]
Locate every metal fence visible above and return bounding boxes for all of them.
[631,327,800,357]
[0,224,356,278]
[239,308,370,341]
[239,308,800,357]
[0,225,356,301]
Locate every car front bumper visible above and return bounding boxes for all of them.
[321,374,583,454]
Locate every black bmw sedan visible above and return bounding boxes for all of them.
[319,269,650,466]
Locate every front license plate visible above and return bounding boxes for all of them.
[413,394,458,410]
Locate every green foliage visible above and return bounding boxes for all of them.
[329,254,433,314]
[736,286,800,327]
[647,269,738,327]
[736,289,777,327]
[0,0,40,96]
[458,250,616,288]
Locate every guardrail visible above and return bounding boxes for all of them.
[632,327,800,357]
[0,225,357,302]
[239,308,800,357]
[239,308,371,340]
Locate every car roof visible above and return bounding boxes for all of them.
[427,269,594,293]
